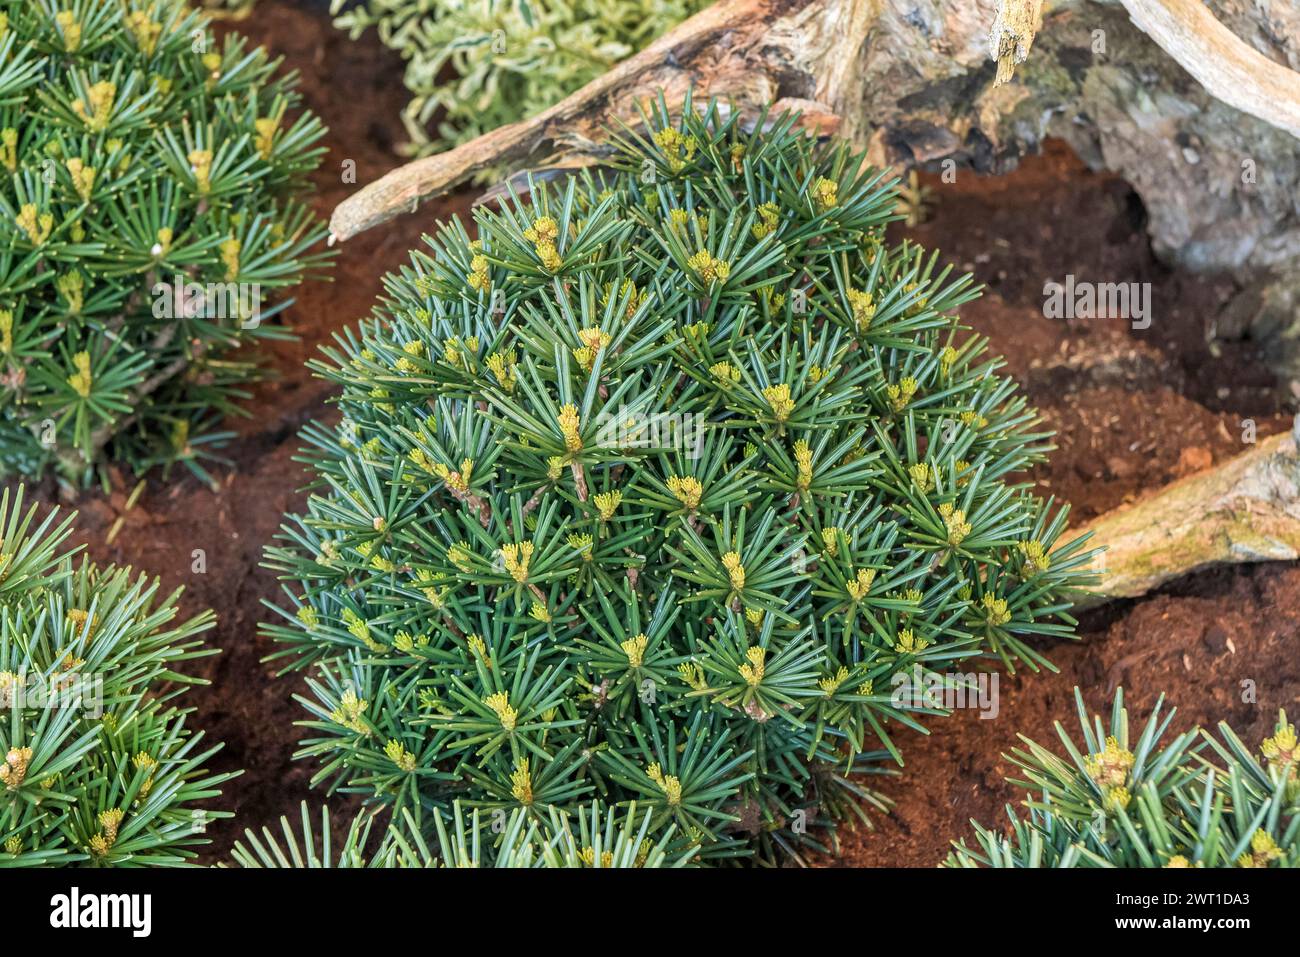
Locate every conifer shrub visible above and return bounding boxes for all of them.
[0,0,329,487]
[0,486,233,866]
[330,0,705,164]
[231,798,695,867]
[264,97,1095,864]
[945,689,1299,868]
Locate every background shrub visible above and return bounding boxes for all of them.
[264,97,1095,864]
[331,0,706,165]
[0,0,329,487]
[0,486,233,866]
[945,688,1299,868]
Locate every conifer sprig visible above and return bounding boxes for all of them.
[230,798,697,868]
[945,688,1300,868]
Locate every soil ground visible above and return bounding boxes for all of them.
[11,1,1299,865]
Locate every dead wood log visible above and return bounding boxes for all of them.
[1078,418,1300,606]
[328,1,1300,383]
[1118,0,1300,139]
[328,0,865,243]
[329,0,1300,246]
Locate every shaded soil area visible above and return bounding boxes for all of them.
[834,561,1300,867]
[10,2,1298,865]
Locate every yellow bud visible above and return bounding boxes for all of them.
[485,692,517,731]
[762,383,795,422]
[220,237,241,281]
[254,116,279,159]
[621,634,648,668]
[0,128,17,173]
[557,404,582,452]
[666,475,702,510]
[721,551,745,591]
[510,757,533,804]
[55,11,82,52]
[811,176,838,211]
[593,490,622,521]
[15,204,53,245]
[499,541,534,583]
[188,149,214,194]
[793,439,813,490]
[67,352,93,397]
[846,567,875,601]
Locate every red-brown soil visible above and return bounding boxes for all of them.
[11,1,1298,865]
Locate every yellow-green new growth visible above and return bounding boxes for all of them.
[485,692,518,731]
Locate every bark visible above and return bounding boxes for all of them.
[328,0,871,243]
[1117,0,1300,138]
[1079,418,1300,606]
[330,0,1300,245]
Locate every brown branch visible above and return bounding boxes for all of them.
[1077,419,1300,606]
[451,488,492,528]
[570,461,589,502]
[328,0,865,242]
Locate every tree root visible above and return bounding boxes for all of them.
[1079,418,1300,606]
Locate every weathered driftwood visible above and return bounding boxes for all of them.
[329,0,1300,245]
[1117,0,1300,139]
[990,0,1044,86]
[1079,418,1300,605]
[328,0,865,243]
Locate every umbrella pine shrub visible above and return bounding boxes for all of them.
[264,96,1096,864]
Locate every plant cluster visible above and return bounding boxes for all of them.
[0,486,233,866]
[263,95,1095,864]
[0,0,329,488]
[330,0,705,165]
[945,688,1300,868]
